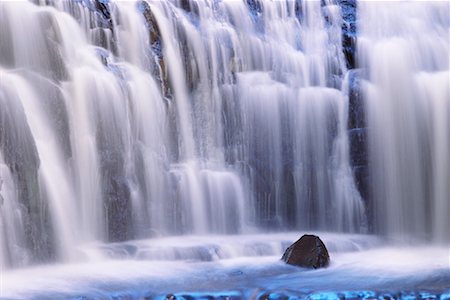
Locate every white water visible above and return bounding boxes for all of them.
[0,2,448,297]
[1,233,448,299]
[358,1,450,243]
[0,0,370,269]
[0,153,30,270]
[3,73,78,261]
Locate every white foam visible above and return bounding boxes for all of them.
[1,233,448,298]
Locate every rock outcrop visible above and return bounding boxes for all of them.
[281,234,330,269]
[337,0,357,69]
[347,70,371,227]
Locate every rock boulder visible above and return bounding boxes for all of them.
[281,234,330,269]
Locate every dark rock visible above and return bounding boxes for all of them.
[179,0,200,18]
[343,33,356,70]
[166,294,176,300]
[258,293,270,300]
[353,166,369,200]
[139,1,171,98]
[94,0,111,23]
[246,0,263,15]
[69,0,116,53]
[349,128,368,166]
[281,234,330,269]
[346,69,370,226]
[179,0,191,12]
[139,1,161,46]
[337,0,357,69]
[245,0,264,33]
[348,70,366,130]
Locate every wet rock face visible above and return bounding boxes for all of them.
[94,0,111,25]
[139,0,171,98]
[349,128,368,166]
[0,84,54,265]
[246,0,263,15]
[348,70,365,129]
[140,1,160,45]
[281,234,330,269]
[347,70,371,229]
[337,0,357,69]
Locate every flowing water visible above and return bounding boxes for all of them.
[1,233,449,298]
[358,1,450,243]
[0,0,448,297]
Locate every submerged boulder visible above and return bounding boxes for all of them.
[281,234,330,269]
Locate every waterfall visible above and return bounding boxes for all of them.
[0,0,447,271]
[358,1,449,243]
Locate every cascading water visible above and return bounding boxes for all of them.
[0,0,449,298]
[357,1,450,243]
[0,1,448,295]
[0,0,370,269]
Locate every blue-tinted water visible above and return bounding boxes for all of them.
[2,233,448,299]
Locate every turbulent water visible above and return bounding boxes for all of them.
[0,0,448,286]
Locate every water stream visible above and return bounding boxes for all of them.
[0,0,448,298]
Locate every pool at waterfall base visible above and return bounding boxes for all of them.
[2,233,449,299]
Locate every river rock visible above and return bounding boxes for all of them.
[281,234,330,269]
